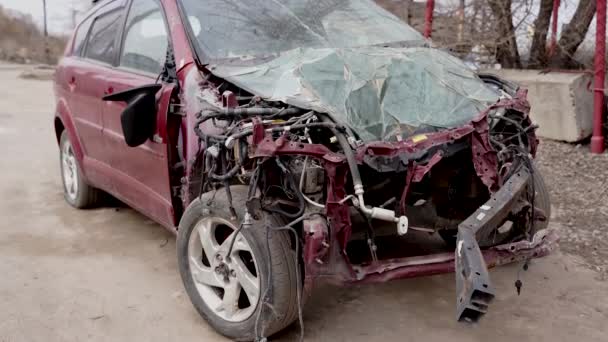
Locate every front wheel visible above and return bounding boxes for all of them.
[177,186,300,341]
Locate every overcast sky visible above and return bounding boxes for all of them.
[0,0,588,39]
[0,0,89,34]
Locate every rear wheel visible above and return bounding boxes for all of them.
[177,186,299,341]
[59,131,103,208]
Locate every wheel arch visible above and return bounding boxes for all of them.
[54,116,65,143]
[54,99,85,162]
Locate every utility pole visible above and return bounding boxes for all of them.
[42,0,50,64]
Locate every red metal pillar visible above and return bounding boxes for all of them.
[424,0,435,39]
[591,0,606,153]
[548,0,560,57]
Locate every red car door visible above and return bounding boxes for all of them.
[58,12,112,186]
[61,1,127,190]
[100,0,176,228]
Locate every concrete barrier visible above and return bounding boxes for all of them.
[485,69,594,142]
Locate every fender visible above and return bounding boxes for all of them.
[54,98,85,165]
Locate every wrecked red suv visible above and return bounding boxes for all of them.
[54,0,556,340]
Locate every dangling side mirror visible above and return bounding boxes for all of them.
[103,84,162,147]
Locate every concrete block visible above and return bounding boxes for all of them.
[484,69,594,142]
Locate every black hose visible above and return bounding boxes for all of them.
[209,141,248,181]
[210,162,242,181]
[223,180,238,218]
[265,159,306,219]
[225,160,264,265]
[197,148,212,201]
[317,114,363,190]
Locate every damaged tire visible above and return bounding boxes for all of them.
[177,185,299,341]
[59,131,103,208]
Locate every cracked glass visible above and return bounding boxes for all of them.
[181,0,500,141]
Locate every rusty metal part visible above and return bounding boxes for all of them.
[455,227,495,322]
[455,165,532,322]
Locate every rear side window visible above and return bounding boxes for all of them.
[84,10,123,64]
[72,16,93,56]
[119,0,168,75]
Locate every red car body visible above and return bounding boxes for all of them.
[53,0,557,337]
[55,0,199,229]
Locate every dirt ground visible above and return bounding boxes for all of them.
[0,63,607,342]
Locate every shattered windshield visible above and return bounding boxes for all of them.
[181,0,500,141]
[179,0,425,59]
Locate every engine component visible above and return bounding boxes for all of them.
[291,157,324,194]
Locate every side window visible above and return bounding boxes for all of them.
[119,0,168,75]
[84,10,123,64]
[72,16,93,56]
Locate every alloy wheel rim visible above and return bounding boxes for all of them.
[188,217,260,322]
[61,141,78,201]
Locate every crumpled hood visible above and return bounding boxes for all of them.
[209,46,500,141]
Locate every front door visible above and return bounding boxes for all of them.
[101,0,176,228]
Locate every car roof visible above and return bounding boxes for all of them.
[84,0,128,19]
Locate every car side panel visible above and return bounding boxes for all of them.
[69,59,109,161]
[101,69,176,228]
[55,56,118,191]
[54,68,83,161]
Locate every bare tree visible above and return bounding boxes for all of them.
[529,0,554,68]
[375,1,601,69]
[551,0,597,68]
[487,0,522,68]
[457,0,465,43]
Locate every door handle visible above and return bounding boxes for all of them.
[68,76,76,91]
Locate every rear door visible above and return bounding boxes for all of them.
[100,0,176,228]
[65,1,126,188]
[58,14,95,158]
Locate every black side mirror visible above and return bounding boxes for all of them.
[103,84,162,147]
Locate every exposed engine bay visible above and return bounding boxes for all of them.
[184,68,557,333]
